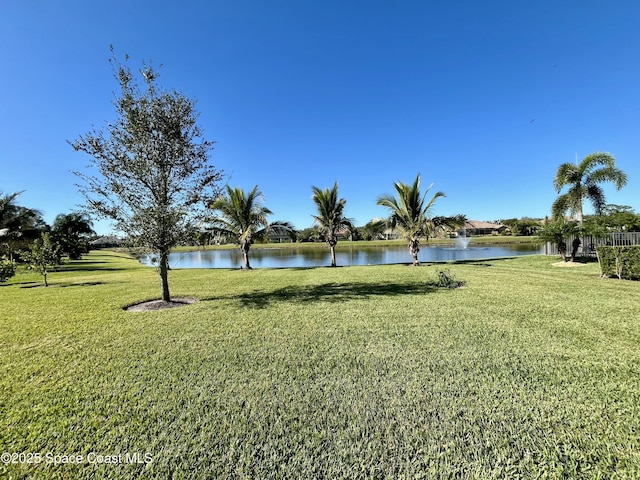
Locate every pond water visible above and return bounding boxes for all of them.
[139,243,543,269]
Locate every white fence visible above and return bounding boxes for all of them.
[545,232,640,257]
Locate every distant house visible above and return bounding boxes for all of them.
[266,230,296,243]
[461,220,508,236]
[89,235,123,249]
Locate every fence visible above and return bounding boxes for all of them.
[544,232,640,257]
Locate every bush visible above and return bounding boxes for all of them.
[436,268,465,289]
[0,259,16,283]
[596,245,640,280]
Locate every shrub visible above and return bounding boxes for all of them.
[0,259,16,283]
[596,245,640,280]
[436,268,465,289]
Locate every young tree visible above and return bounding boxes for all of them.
[538,218,580,261]
[0,259,16,283]
[311,182,354,267]
[208,185,295,269]
[377,174,451,266]
[23,232,62,287]
[71,51,223,301]
[51,212,95,260]
[552,152,628,225]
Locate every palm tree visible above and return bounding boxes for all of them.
[311,182,353,267]
[0,191,46,257]
[51,212,95,260]
[209,185,294,269]
[360,218,388,241]
[377,174,449,266]
[552,152,628,225]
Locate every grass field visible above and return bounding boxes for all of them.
[1,251,639,479]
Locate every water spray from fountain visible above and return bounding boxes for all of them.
[455,228,470,250]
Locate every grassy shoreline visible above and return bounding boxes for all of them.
[2,250,639,478]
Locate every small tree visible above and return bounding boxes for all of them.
[208,185,295,269]
[377,174,452,266]
[23,232,62,287]
[0,259,16,283]
[311,182,354,267]
[539,218,579,261]
[71,49,223,301]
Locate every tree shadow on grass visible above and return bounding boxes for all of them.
[59,262,131,272]
[19,281,110,289]
[203,280,443,308]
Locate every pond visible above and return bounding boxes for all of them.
[139,243,544,269]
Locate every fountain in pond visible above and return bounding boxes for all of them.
[455,229,470,249]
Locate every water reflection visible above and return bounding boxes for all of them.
[140,243,543,269]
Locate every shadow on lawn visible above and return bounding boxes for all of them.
[203,281,442,308]
[59,261,131,272]
[19,281,109,289]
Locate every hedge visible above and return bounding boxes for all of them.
[596,245,640,280]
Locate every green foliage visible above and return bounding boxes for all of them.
[583,204,640,233]
[538,218,580,259]
[357,218,388,241]
[552,152,628,223]
[208,185,295,268]
[0,190,47,255]
[311,182,353,266]
[435,268,465,288]
[377,173,447,266]
[70,51,223,300]
[501,217,541,236]
[22,232,62,286]
[596,245,640,280]
[297,226,321,242]
[0,259,16,283]
[51,212,95,260]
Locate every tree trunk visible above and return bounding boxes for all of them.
[330,245,337,267]
[43,270,49,287]
[578,203,584,226]
[409,239,420,266]
[159,249,171,301]
[571,238,581,262]
[242,242,252,269]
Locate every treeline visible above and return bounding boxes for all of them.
[0,191,95,284]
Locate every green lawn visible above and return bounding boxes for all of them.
[1,251,639,479]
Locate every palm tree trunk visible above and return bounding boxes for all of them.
[578,203,584,226]
[242,242,252,269]
[409,238,420,266]
[330,245,337,267]
[159,250,171,301]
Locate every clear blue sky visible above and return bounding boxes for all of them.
[2,0,639,235]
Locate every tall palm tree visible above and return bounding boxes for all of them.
[209,185,294,269]
[552,152,628,225]
[377,174,448,266]
[311,182,353,267]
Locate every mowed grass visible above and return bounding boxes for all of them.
[1,251,640,479]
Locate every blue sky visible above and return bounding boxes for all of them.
[2,0,639,235]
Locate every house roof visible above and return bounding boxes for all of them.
[464,220,507,230]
